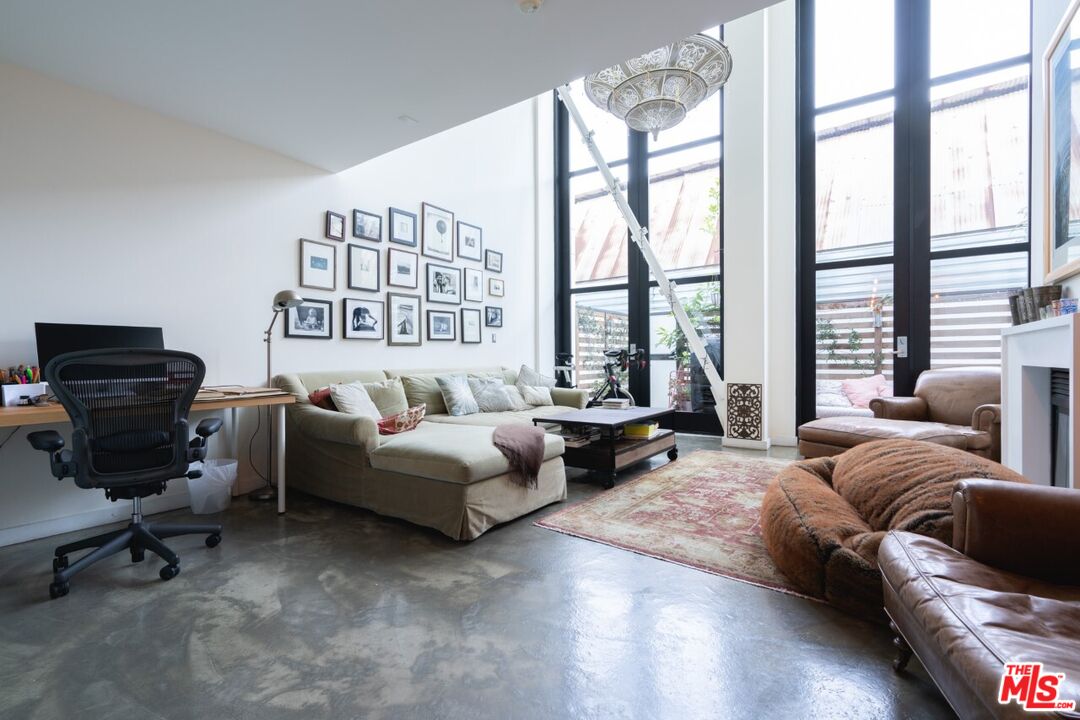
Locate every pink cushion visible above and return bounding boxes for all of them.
[308,387,337,411]
[377,404,426,435]
[842,375,889,408]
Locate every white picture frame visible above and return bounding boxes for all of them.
[426,263,461,305]
[347,244,379,292]
[387,247,418,289]
[387,293,422,346]
[421,202,454,262]
[488,277,504,297]
[343,298,384,340]
[461,308,482,344]
[300,238,336,291]
[457,221,483,262]
[464,268,483,302]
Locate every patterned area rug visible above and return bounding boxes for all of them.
[536,450,811,598]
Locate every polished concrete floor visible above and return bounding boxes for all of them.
[0,436,953,719]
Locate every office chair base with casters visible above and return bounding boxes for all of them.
[48,495,221,599]
[28,348,226,600]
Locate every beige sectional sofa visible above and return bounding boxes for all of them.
[274,366,590,540]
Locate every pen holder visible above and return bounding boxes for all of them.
[2,382,48,407]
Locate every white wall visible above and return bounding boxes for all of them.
[1033,0,1080,296]
[722,0,797,448]
[0,62,545,545]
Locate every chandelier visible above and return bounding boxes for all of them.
[584,34,732,139]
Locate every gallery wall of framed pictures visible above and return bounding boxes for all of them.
[290,203,504,346]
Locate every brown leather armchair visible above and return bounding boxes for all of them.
[880,480,1080,719]
[798,367,1002,461]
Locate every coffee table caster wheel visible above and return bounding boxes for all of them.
[49,581,69,599]
[668,448,678,461]
[603,473,616,490]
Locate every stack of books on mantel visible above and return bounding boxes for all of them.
[601,397,631,410]
[560,427,602,448]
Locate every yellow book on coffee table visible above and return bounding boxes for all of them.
[624,422,659,439]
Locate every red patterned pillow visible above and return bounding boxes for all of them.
[308,387,337,411]
[378,404,426,435]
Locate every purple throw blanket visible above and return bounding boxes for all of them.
[492,425,546,489]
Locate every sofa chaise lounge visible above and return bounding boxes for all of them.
[274,366,590,540]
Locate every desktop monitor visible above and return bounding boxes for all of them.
[35,322,165,369]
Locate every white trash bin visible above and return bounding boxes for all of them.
[187,459,238,514]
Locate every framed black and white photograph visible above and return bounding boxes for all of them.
[326,211,346,241]
[352,209,382,242]
[300,238,337,291]
[343,298,384,340]
[421,202,454,262]
[347,244,379,292]
[285,298,333,339]
[457,221,482,262]
[484,249,503,273]
[426,310,456,341]
[387,247,418,288]
[488,277,505,297]
[461,308,482,344]
[485,306,503,328]
[389,207,417,246]
[464,268,483,302]
[387,292,422,346]
[426,263,461,305]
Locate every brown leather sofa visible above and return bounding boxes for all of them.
[880,480,1080,719]
[798,367,1001,461]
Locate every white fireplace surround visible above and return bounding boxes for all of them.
[1001,314,1077,488]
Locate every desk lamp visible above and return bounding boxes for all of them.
[251,289,303,502]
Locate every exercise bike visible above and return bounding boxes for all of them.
[588,348,646,406]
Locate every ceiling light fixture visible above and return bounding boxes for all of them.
[397,114,419,126]
[518,0,543,13]
[584,33,732,140]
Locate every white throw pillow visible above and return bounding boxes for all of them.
[517,364,556,388]
[516,381,553,406]
[329,381,382,421]
[468,377,519,412]
[436,374,479,416]
[502,386,531,411]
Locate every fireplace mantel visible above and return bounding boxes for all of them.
[1001,314,1077,487]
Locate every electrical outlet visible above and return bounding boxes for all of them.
[491,333,497,343]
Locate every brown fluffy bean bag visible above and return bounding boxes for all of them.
[761,439,1026,620]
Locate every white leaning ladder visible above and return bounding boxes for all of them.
[556,84,727,432]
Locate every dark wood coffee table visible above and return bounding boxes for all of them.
[533,406,677,488]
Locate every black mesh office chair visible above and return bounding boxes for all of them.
[27,349,224,599]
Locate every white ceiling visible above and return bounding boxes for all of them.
[0,0,773,172]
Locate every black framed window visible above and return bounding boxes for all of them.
[796,0,1031,426]
[555,27,725,433]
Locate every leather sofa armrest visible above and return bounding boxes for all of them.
[550,388,590,410]
[293,405,380,452]
[971,403,1000,431]
[952,479,1080,585]
[971,403,1002,461]
[868,396,928,421]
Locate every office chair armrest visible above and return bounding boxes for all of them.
[196,417,223,438]
[27,431,76,479]
[28,430,64,452]
[187,417,223,463]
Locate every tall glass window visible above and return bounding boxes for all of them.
[556,27,725,433]
[799,0,1030,424]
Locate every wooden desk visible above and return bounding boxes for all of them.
[0,391,296,514]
